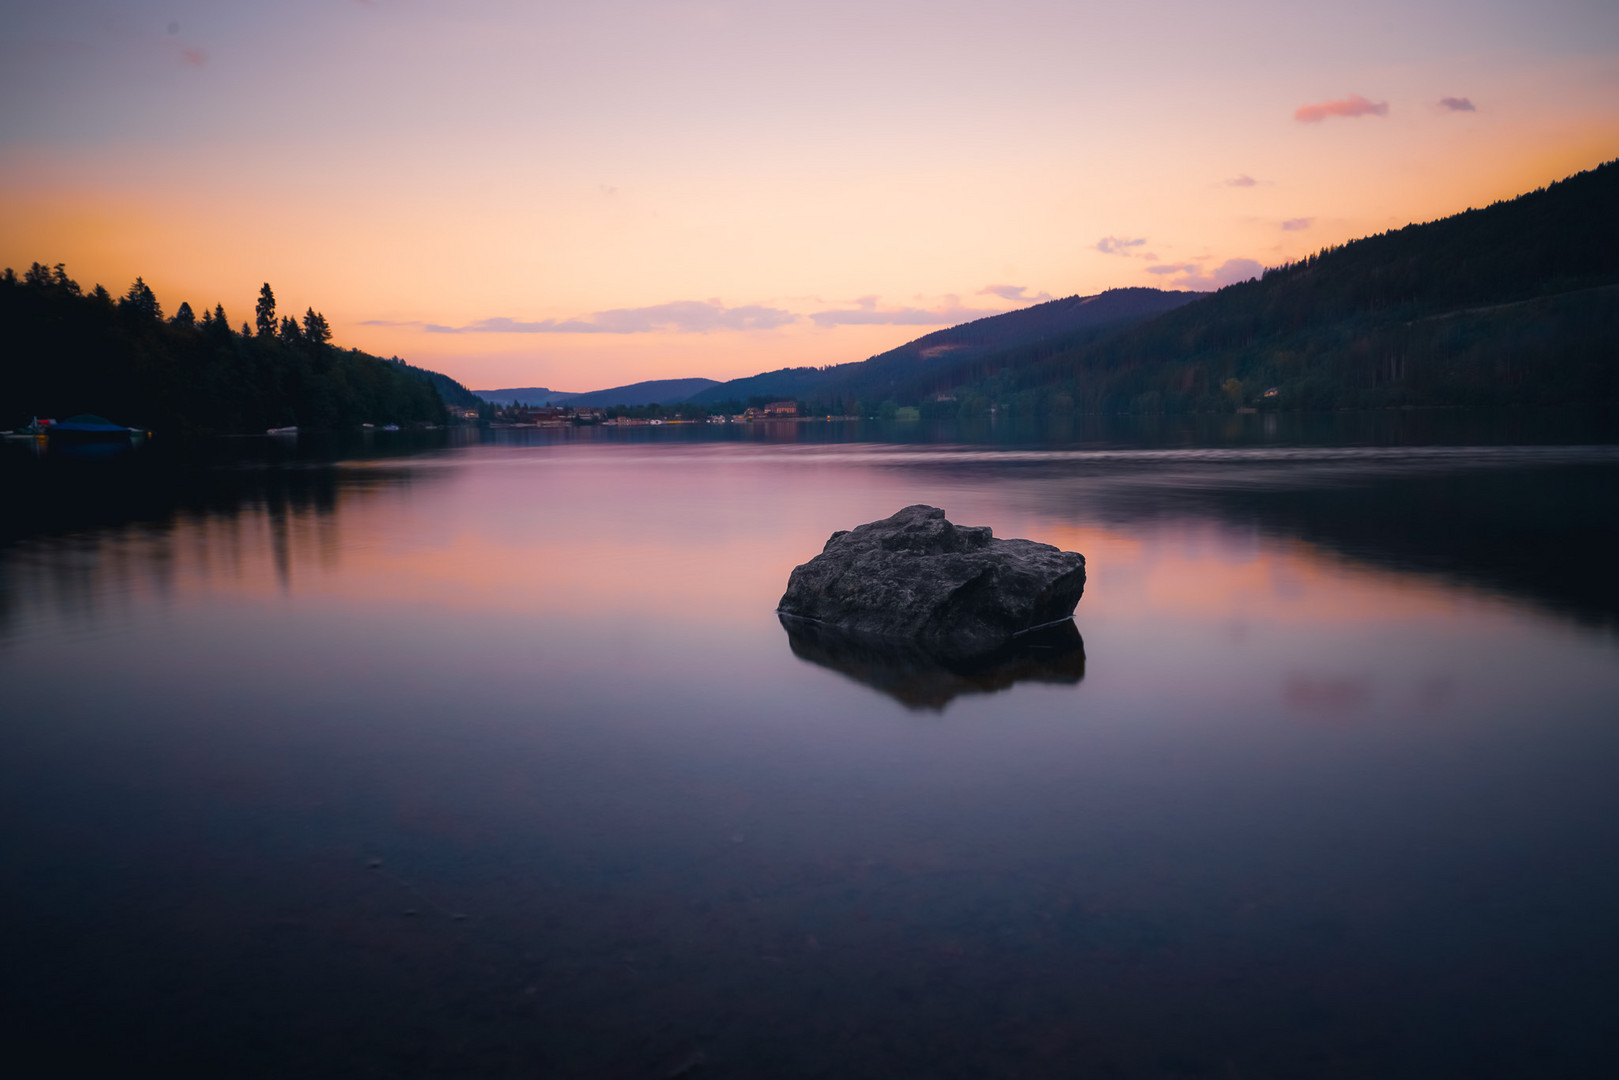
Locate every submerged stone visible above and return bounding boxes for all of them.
[776,504,1086,655]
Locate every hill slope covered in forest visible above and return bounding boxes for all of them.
[926,159,1619,416]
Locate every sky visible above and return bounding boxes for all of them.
[2,1,1616,392]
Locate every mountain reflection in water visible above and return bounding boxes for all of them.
[781,615,1086,709]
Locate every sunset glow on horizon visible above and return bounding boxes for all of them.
[3,0,1616,392]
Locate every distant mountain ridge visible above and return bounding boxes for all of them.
[474,377,720,408]
[565,378,721,407]
[472,386,578,405]
[690,288,1204,406]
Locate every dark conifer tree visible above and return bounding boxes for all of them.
[278,315,302,344]
[51,263,80,295]
[302,308,332,346]
[172,301,196,328]
[121,277,163,320]
[255,283,277,337]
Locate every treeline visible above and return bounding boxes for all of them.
[0,265,449,435]
[383,355,482,409]
[932,159,1619,416]
[600,396,806,421]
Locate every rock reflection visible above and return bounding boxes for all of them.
[780,614,1085,710]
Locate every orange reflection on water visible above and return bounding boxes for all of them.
[1039,522,1481,629]
[2,450,1545,654]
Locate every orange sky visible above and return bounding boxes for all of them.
[3,1,1616,391]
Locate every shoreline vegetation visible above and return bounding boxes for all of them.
[4,160,1615,441]
[0,273,471,438]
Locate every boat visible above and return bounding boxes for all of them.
[3,417,51,439]
[47,414,134,443]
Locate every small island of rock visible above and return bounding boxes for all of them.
[777,504,1086,655]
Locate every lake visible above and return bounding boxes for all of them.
[3,417,1618,1078]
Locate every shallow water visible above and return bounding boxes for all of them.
[3,424,1618,1077]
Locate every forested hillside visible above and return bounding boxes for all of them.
[944,159,1619,415]
[386,356,481,409]
[1,267,448,435]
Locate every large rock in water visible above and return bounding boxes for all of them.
[777,505,1086,654]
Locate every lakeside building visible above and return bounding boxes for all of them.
[490,404,607,426]
[743,401,799,421]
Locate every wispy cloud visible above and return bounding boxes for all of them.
[181,47,207,67]
[809,299,1002,328]
[366,300,797,334]
[1294,93,1388,123]
[1438,96,1476,112]
[977,284,1053,304]
[1096,235,1147,255]
[1145,263,1198,276]
[1224,174,1258,188]
[1160,258,1263,291]
[1282,217,1313,231]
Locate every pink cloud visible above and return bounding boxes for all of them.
[1224,174,1258,187]
[1294,94,1388,123]
[181,47,207,67]
[1096,235,1147,255]
[1439,96,1476,112]
[1282,217,1313,231]
[978,284,1053,303]
[809,301,1001,327]
[372,300,798,334]
[1165,258,1263,291]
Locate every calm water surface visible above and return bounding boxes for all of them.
[3,424,1618,1078]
